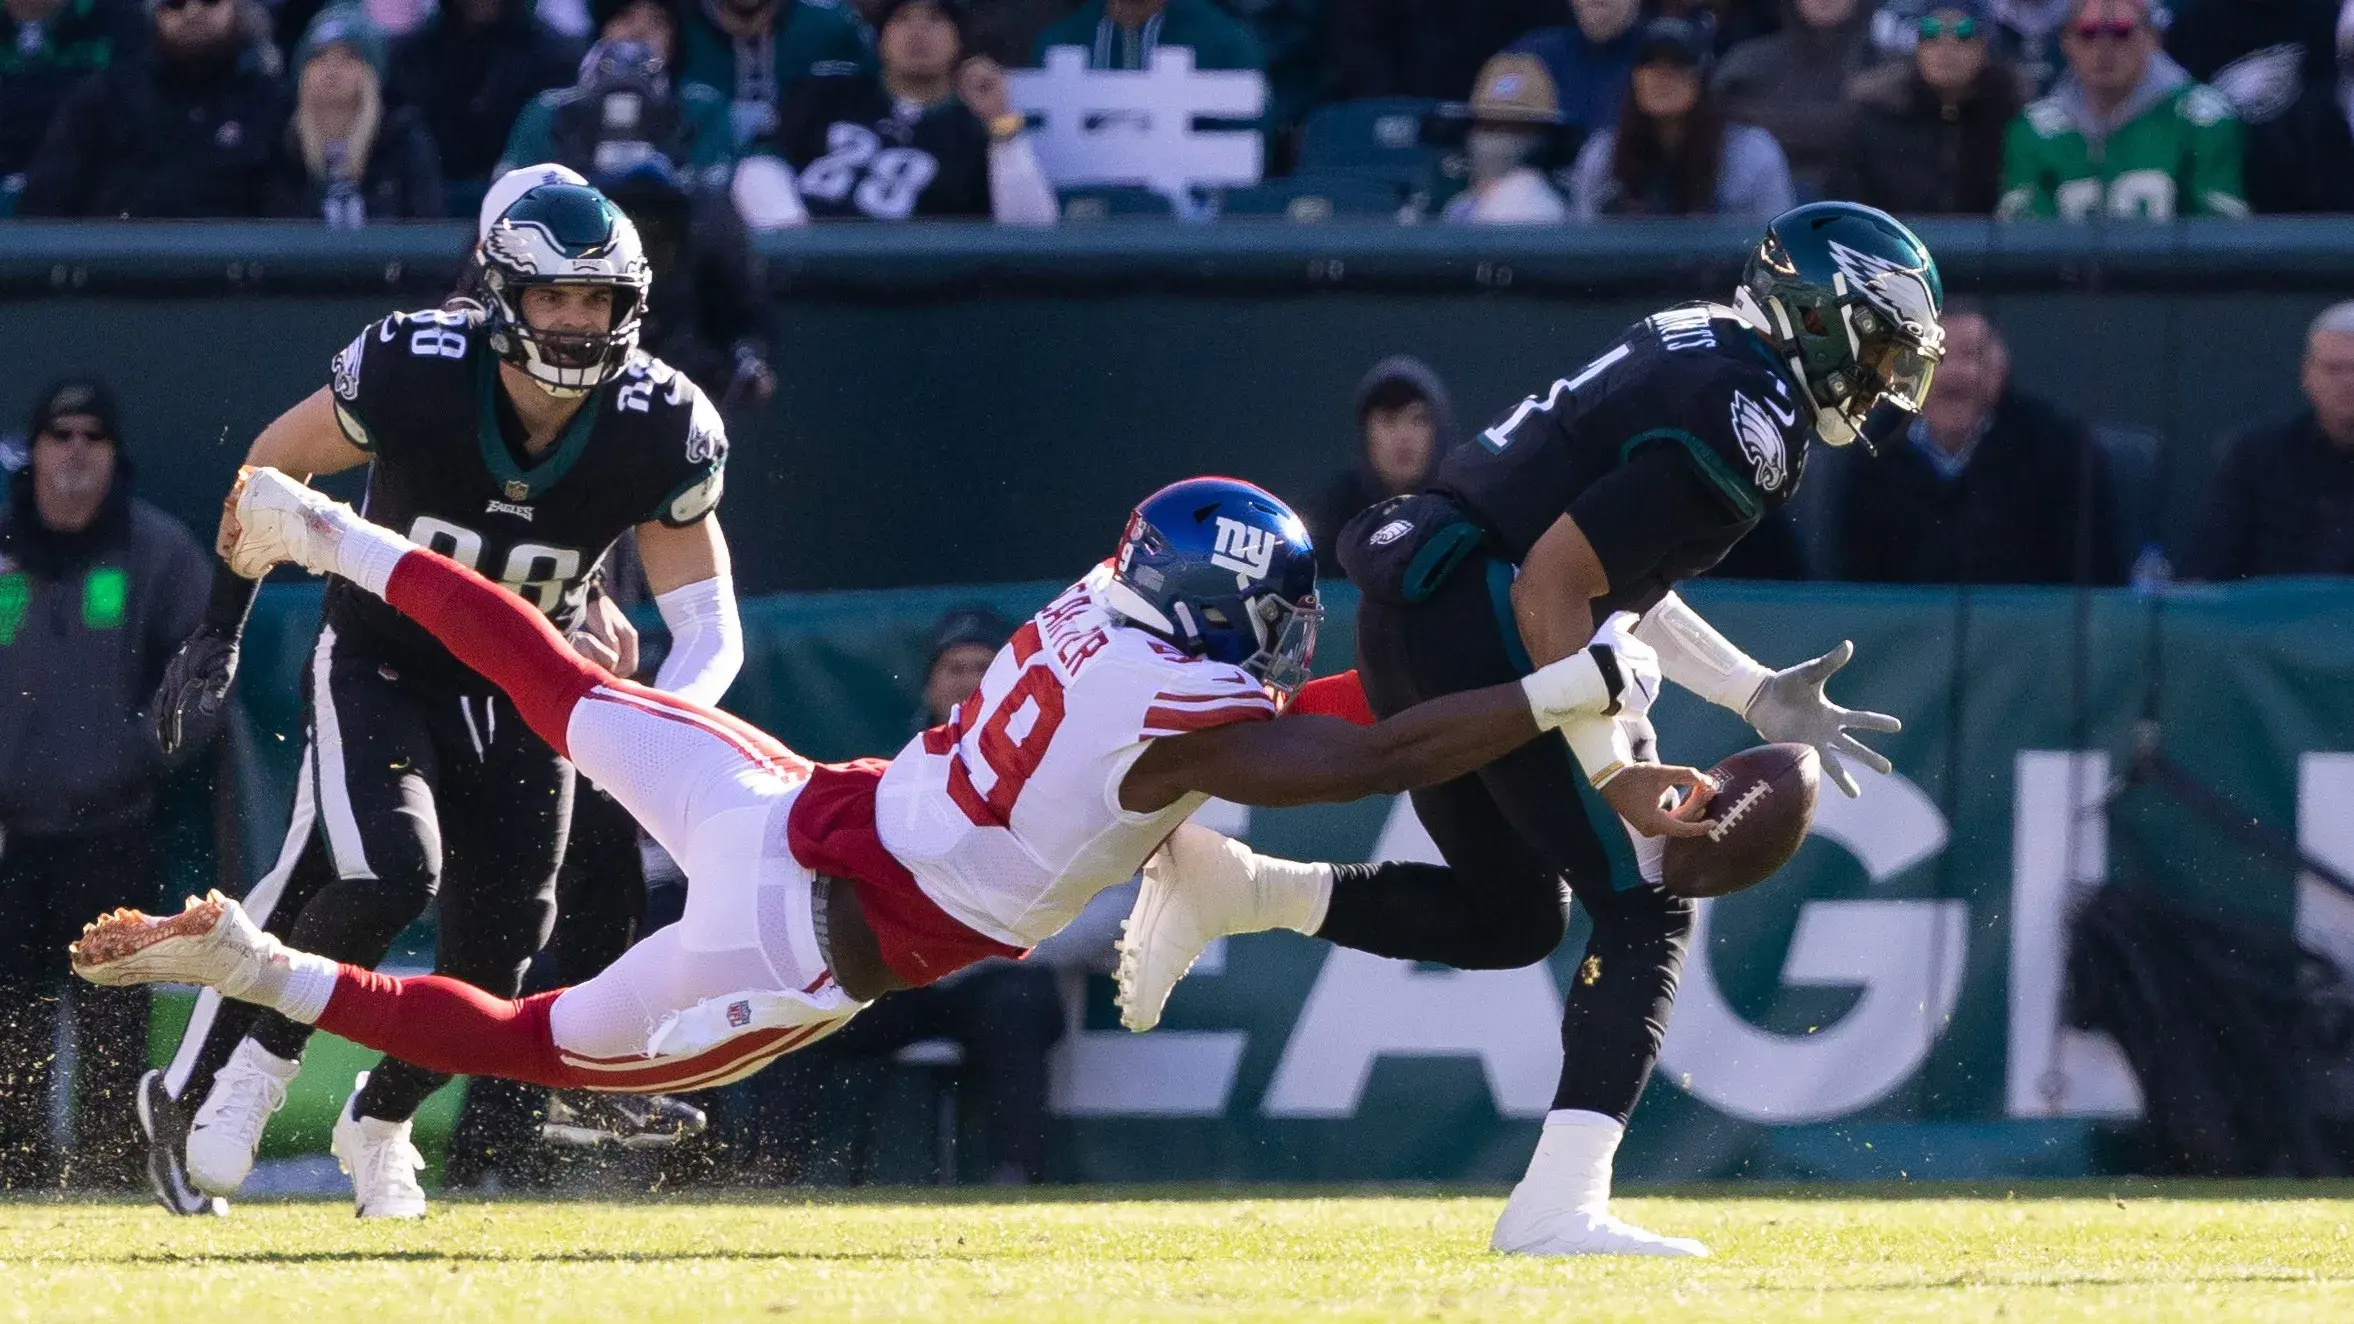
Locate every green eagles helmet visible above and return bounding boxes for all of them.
[1734,201,1945,452]
[477,181,652,397]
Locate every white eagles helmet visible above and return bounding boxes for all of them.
[477,180,652,397]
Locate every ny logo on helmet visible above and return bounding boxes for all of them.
[1827,240,1941,348]
[1211,516,1277,587]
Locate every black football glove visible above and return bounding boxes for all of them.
[154,626,240,757]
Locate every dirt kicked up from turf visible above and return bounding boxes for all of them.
[4,1182,2351,1322]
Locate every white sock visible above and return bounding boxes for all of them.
[1255,855,1334,935]
[1516,1109,1624,1214]
[330,516,414,598]
[230,947,341,1025]
[228,1037,300,1080]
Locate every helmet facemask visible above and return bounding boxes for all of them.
[1234,589,1320,702]
[478,186,653,398]
[1737,213,1945,455]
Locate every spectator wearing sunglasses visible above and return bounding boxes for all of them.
[0,380,217,1189]
[1834,0,2026,213]
[18,0,288,216]
[1997,0,2246,218]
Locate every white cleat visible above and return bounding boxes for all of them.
[185,1038,298,1199]
[1491,1204,1710,1259]
[223,464,351,580]
[333,1072,428,1219]
[70,891,293,1001]
[1117,823,1304,1032]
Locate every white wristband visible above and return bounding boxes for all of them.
[1562,712,1638,788]
[1521,647,1615,729]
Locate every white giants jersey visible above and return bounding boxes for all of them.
[873,566,1277,947]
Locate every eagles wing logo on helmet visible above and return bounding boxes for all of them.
[484,218,624,278]
[1730,391,1789,493]
[1827,239,1941,346]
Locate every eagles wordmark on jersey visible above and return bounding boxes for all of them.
[324,306,727,683]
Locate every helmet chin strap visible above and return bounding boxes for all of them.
[1734,284,1849,443]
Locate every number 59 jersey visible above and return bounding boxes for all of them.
[872,566,1277,948]
[323,307,728,686]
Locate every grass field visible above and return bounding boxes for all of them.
[6,1182,2353,1322]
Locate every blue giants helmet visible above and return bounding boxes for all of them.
[1105,477,1321,699]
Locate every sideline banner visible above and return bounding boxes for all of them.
[216,578,2354,1180]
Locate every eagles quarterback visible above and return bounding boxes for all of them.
[141,173,743,1218]
[1118,202,1944,1257]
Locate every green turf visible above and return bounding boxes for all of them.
[6,1182,2353,1321]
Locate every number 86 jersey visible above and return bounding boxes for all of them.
[322,306,727,686]
[873,566,1277,949]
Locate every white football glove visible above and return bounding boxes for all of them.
[1744,640,1901,799]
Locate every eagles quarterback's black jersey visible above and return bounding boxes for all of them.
[769,72,994,220]
[324,306,727,684]
[1433,302,1813,616]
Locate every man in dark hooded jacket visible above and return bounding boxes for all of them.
[1308,355,1457,577]
[0,381,214,1189]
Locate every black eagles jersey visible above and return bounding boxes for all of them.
[770,73,994,221]
[1432,302,1814,618]
[322,306,727,685]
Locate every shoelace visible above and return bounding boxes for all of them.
[356,1123,426,1199]
[206,1062,289,1137]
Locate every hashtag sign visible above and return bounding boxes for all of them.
[1006,46,1267,198]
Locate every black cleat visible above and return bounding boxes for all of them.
[540,1091,708,1151]
[137,1070,227,1216]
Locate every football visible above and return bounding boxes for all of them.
[1661,743,1820,899]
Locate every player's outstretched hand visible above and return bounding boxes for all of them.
[1743,640,1901,799]
[154,627,239,756]
[1603,763,1718,839]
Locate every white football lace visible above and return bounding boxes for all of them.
[357,1125,426,1202]
[207,1060,289,1139]
[1706,781,1773,843]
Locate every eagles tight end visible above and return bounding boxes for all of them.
[141,172,739,1219]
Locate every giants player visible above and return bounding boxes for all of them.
[140,175,741,1218]
[73,474,1718,1131]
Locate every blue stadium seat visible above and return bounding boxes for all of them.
[1297,98,1456,213]
[1057,186,1177,222]
[1219,173,1407,222]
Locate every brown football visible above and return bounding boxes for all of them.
[1661,743,1820,899]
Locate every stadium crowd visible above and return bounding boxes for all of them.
[1,0,2351,223]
